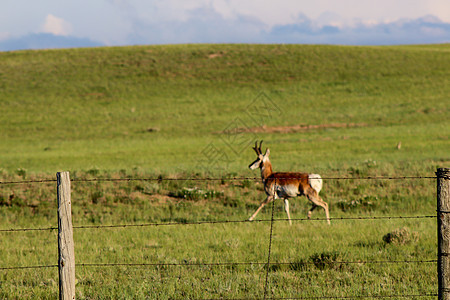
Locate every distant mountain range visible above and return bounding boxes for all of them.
[0,33,103,51]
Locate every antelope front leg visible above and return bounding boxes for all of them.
[249,196,273,221]
[284,199,292,225]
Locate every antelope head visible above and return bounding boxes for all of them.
[249,141,270,170]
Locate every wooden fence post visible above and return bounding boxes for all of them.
[437,168,450,300]
[57,172,76,300]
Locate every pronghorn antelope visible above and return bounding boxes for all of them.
[248,141,330,225]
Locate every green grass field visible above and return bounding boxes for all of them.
[0,44,449,299]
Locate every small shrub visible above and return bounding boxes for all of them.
[348,160,377,177]
[204,190,224,200]
[241,179,253,189]
[169,187,223,201]
[144,182,161,195]
[310,251,341,270]
[86,168,100,176]
[383,227,419,245]
[15,168,27,179]
[224,238,240,249]
[0,194,11,206]
[169,188,203,201]
[284,252,343,273]
[134,184,145,192]
[222,196,243,207]
[348,166,367,178]
[289,259,309,271]
[221,172,238,184]
[364,159,377,168]
[90,190,104,204]
[336,195,377,212]
[5,193,26,207]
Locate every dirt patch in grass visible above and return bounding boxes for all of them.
[208,52,224,59]
[218,123,368,134]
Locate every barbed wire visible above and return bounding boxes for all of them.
[200,294,438,299]
[71,176,438,182]
[77,259,437,268]
[2,258,436,272]
[65,215,440,229]
[0,175,438,185]
[0,215,436,233]
[0,179,56,185]
[0,226,58,232]
[0,264,57,270]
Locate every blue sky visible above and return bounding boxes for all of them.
[1,0,449,50]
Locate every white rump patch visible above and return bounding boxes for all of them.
[309,174,323,194]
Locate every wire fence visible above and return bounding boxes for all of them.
[0,174,441,299]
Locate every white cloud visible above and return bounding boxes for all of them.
[267,14,450,45]
[0,32,10,41]
[425,0,450,23]
[109,1,449,46]
[41,14,72,36]
[120,4,265,45]
[1,1,450,50]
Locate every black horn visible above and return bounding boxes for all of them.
[252,141,261,155]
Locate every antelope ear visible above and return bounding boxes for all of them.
[264,148,270,157]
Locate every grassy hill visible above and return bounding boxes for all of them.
[0,44,449,299]
[0,44,448,176]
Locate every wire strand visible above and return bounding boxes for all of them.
[0,175,437,185]
[0,226,58,232]
[0,265,57,270]
[2,259,436,272]
[2,259,435,272]
[224,294,438,299]
[71,215,436,230]
[0,215,436,233]
[75,259,436,269]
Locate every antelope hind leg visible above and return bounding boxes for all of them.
[308,204,317,219]
[306,189,330,225]
[284,199,292,225]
